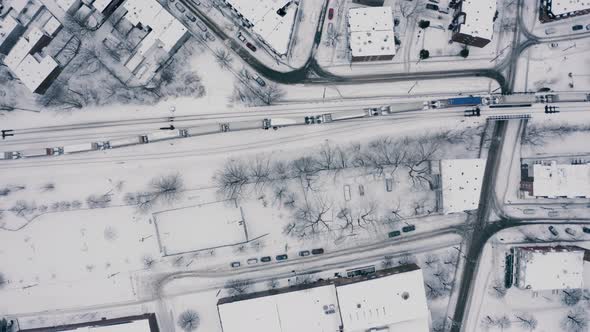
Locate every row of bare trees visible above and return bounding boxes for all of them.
[124,174,184,213]
[523,123,590,146]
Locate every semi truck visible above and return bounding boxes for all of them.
[142,129,188,143]
[108,137,145,148]
[1,151,20,160]
[21,148,61,158]
[263,118,299,130]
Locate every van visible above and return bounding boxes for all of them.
[545,27,556,35]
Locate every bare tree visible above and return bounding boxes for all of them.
[561,307,589,332]
[9,200,33,217]
[495,315,512,330]
[150,173,184,204]
[284,196,333,239]
[260,83,285,105]
[296,273,316,285]
[515,313,538,331]
[143,255,156,269]
[225,279,253,296]
[488,279,507,299]
[562,289,583,306]
[423,254,440,268]
[249,155,272,192]
[366,137,406,177]
[214,159,250,200]
[177,309,200,331]
[398,254,417,266]
[214,48,233,69]
[317,142,338,171]
[404,137,439,189]
[381,256,395,269]
[0,273,6,289]
[267,278,280,289]
[86,193,112,209]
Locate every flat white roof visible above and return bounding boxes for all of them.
[458,0,497,40]
[0,15,21,46]
[13,54,59,92]
[440,159,486,213]
[533,162,590,198]
[549,0,590,15]
[58,319,151,331]
[337,269,429,332]
[347,7,395,58]
[4,27,45,69]
[93,0,116,12]
[218,284,342,332]
[56,0,80,12]
[225,0,297,54]
[6,0,28,13]
[43,16,62,36]
[516,247,584,290]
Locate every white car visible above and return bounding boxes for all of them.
[237,33,247,43]
[549,42,558,48]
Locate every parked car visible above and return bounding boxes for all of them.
[572,24,583,31]
[246,42,257,52]
[299,250,310,257]
[205,31,215,41]
[247,258,258,265]
[426,3,439,11]
[186,13,196,22]
[586,24,590,30]
[328,8,334,20]
[402,225,416,232]
[583,226,590,234]
[237,33,247,43]
[388,230,401,238]
[276,254,288,261]
[196,21,207,32]
[311,248,324,255]
[254,75,266,87]
[565,228,576,236]
[260,256,272,262]
[549,42,559,48]
[175,3,186,12]
[548,226,559,236]
[544,27,556,35]
[230,261,241,268]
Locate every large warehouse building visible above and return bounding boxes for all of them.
[532,161,590,198]
[514,246,585,291]
[451,0,497,48]
[347,6,396,62]
[541,0,590,21]
[217,265,430,332]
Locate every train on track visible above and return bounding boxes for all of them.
[2,91,589,160]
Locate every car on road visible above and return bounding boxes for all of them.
[402,225,416,232]
[572,24,583,31]
[549,42,559,48]
[186,13,196,22]
[254,75,266,87]
[196,21,207,32]
[311,248,324,255]
[276,254,288,261]
[565,228,576,236]
[388,230,401,238]
[548,210,560,217]
[583,227,590,234]
[545,27,556,35]
[328,8,334,20]
[260,256,272,262]
[230,261,241,268]
[548,225,559,236]
[205,32,215,41]
[246,42,257,52]
[298,250,310,257]
[586,24,590,30]
[175,3,186,12]
[237,33,247,43]
[247,258,258,265]
[425,3,439,11]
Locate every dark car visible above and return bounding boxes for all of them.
[276,254,288,261]
[548,225,559,236]
[311,248,324,255]
[175,2,186,12]
[246,42,257,52]
[328,8,334,20]
[402,225,416,232]
[305,116,316,124]
[573,24,584,31]
[388,230,401,238]
[260,256,272,262]
[426,3,439,11]
[299,250,311,257]
[583,227,590,234]
[230,261,241,268]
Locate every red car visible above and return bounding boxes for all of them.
[246,42,257,52]
[328,8,334,20]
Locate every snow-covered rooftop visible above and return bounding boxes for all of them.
[218,284,342,332]
[337,268,430,332]
[224,0,298,54]
[0,15,21,47]
[533,162,590,198]
[515,246,585,291]
[58,319,151,331]
[549,0,590,15]
[347,6,395,58]
[92,0,117,13]
[55,0,80,12]
[458,0,497,40]
[440,159,485,213]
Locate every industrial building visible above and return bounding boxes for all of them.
[439,159,486,213]
[18,314,158,332]
[0,15,26,54]
[3,27,61,94]
[221,0,298,55]
[532,161,590,198]
[347,6,396,62]
[450,0,497,48]
[217,265,430,332]
[541,0,590,21]
[514,246,585,291]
